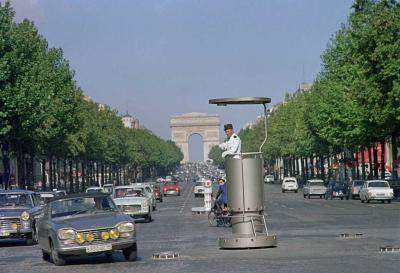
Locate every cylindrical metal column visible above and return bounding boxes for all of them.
[219,153,277,249]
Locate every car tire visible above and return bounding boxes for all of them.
[123,243,138,262]
[295,190,298,193]
[303,194,306,198]
[387,200,391,204]
[320,195,323,199]
[50,240,66,266]
[366,199,370,203]
[282,190,285,193]
[42,250,50,261]
[308,194,311,199]
[146,213,152,223]
[160,198,163,203]
[361,198,364,203]
[340,197,343,200]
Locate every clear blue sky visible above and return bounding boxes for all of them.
[10,0,354,161]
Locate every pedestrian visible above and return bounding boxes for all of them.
[219,124,241,158]
[215,178,227,211]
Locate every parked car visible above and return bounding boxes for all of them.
[102,184,114,194]
[281,177,298,193]
[194,181,205,197]
[264,175,275,184]
[303,179,327,199]
[162,181,181,196]
[37,193,137,266]
[113,186,153,222]
[359,180,394,204]
[349,180,365,199]
[0,190,39,245]
[86,187,104,193]
[325,181,349,200]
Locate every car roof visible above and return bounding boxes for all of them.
[49,192,110,202]
[308,179,324,182]
[0,189,34,194]
[114,185,143,189]
[367,180,388,183]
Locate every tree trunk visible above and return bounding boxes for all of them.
[373,145,378,179]
[392,134,398,179]
[361,149,366,180]
[41,159,46,191]
[49,157,53,190]
[75,161,80,193]
[81,161,86,192]
[69,160,73,193]
[380,140,385,179]
[320,155,325,181]
[63,159,67,190]
[368,147,373,179]
[56,159,61,189]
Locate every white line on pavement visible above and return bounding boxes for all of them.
[180,183,195,214]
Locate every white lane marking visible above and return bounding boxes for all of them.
[180,184,195,214]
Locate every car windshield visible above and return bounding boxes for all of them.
[164,182,177,186]
[267,175,274,178]
[354,181,364,186]
[0,193,33,208]
[37,193,56,205]
[195,182,204,187]
[368,181,389,188]
[285,180,296,183]
[115,188,145,198]
[87,188,102,193]
[310,182,324,187]
[51,196,116,218]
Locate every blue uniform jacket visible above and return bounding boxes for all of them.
[216,183,227,205]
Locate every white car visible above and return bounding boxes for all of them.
[359,180,394,204]
[102,183,114,194]
[85,186,103,193]
[132,183,157,211]
[303,179,327,199]
[282,177,298,193]
[194,181,205,197]
[264,175,275,183]
[113,185,153,222]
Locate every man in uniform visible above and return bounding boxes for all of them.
[219,124,241,158]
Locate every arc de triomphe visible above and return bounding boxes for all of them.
[170,113,220,163]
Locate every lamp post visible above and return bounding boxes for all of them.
[1,143,10,190]
[209,97,277,249]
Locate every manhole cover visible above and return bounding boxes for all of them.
[152,251,180,260]
[380,246,400,253]
[339,233,363,238]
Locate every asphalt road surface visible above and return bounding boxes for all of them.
[1,182,399,273]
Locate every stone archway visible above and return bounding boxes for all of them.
[170,113,220,163]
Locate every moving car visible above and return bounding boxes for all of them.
[264,175,275,184]
[349,180,364,199]
[113,186,153,222]
[0,190,39,245]
[359,180,394,204]
[303,179,327,199]
[133,183,156,211]
[325,181,349,200]
[281,177,298,193]
[86,187,104,193]
[194,181,205,197]
[35,191,67,206]
[162,181,181,196]
[37,193,137,266]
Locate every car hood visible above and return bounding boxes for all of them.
[113,197,146,205]
[310,186,326,190]
[53,212,128,230]
[0,208,29,218]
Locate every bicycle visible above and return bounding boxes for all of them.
[208,201,231,227]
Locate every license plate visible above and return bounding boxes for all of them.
[0,231,10,236]
[86,244,112,253]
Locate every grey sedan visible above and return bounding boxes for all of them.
[37,193,137,266]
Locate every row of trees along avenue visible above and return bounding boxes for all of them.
[237,0,400,182]
[0,2,183,191]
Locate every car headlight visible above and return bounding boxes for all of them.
[58,229,76,240]
[142,200,148,207]
[110,229,120,240]
[21,211,30,221]
[117,222,134,233]
[101,231,110,240]
[75,232,85,244]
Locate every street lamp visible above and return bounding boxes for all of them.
[209,97,277,249]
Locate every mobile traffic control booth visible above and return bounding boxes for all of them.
[209,97,277,249]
